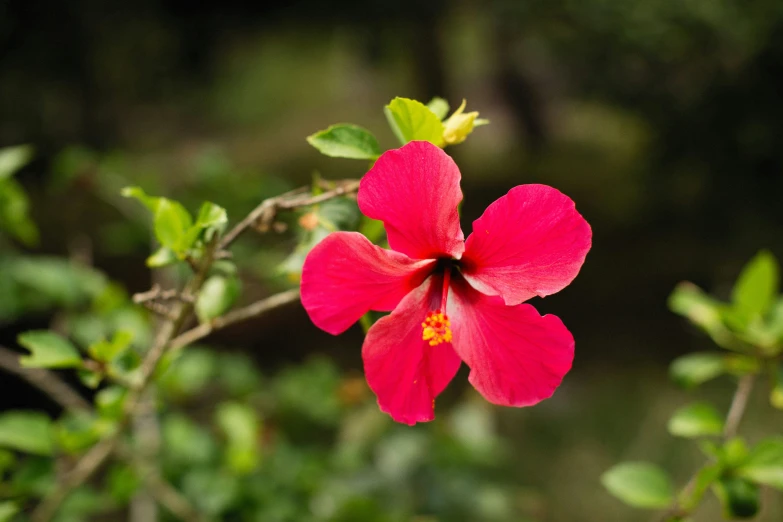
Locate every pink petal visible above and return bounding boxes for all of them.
[301,232,436,335]
[447,274,574,407]
[462,184,591,305]
[358,141,465,260]
[363,274,462,425]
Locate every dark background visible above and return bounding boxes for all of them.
[2,0,783,520]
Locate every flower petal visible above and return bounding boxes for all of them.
[462,184,591,305]
[363,274,462,425]
[301,232,436,335]
[447,274,574,407]
[358,141,465,259]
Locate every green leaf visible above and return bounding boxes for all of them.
[154,199,194,253]
[306,124,382,160]
[0,501,19,522]
[195,275,240,323]
[88,330,133,363]
[668,402,724,438]
[160,348,216,397]
[669,353,726,388]
[18,330,82,369]
[55,412,115,454]
[107,464,140,505]
[732,250,778,322]
[713,477,760,519]
[602,462,674,509]
[146,246,179,268]
[162,414,217,467]
[194,201,227,235]
[0,177,39,245]
[121,186,159,213]
[215,402,261,475]
[95,386,127,421]
[0,411,53,455]
[736,437,783,489]
[771,365,783,409]
[384,97,445,146]
[721,437,750,468]
[426,97,450,120]
[0,145,33,181]
[669,282,724,329]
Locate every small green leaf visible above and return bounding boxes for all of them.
[107,464,140,505]
[194,202,227,237]
[426,97,450,120]
[146,246,179,267]
[195,275,240,323]
[0,177,39,245]
[669,282,724,328]
[95,386,127,421]
[306,124,382,160]
[55,412,114,454]
[771,365,783,409]
[0,411,53,455]
[0,145,33,180]
[215,402,261,475]
[0,501,19,522]
[384,97,445,146]
[732,250,778,323]
[154,199,194,253]
[88,330,133,363]
[669,353,726,388]
[601,462,674,509]
[736,436,783,490]
[668,402,724,438]
[722,437,750,468]
[18,331,82,369]
[713,477,760,519]
[121,186,159,213]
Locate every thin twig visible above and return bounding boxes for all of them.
[133,284,193,304]
[31,438,116,522]
[168,288,301,351]
[218,180,359,248]
[723,374,755,439]
[0,346,91,413]
[116,443,212,522]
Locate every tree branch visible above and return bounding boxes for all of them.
[0,346,91,413]
[723,374,755,439]
[168,288,300,351]
[218,179,359,248]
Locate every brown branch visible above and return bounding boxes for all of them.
[168,288,301,351]
[31,438,116,522]
[723,374,755,439]
[115,443,212,522]
[218,179,359,248]
[0,346,91,413]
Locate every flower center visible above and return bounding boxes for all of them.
[422,310,452,346]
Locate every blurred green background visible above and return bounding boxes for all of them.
[3,0,783,520]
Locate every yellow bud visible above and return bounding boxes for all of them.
[442,99,480,145]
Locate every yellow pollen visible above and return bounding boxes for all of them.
[421,310,453,346]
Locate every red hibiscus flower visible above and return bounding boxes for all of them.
[301,141,592,425]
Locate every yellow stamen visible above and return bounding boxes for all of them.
[421,310,453,346]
